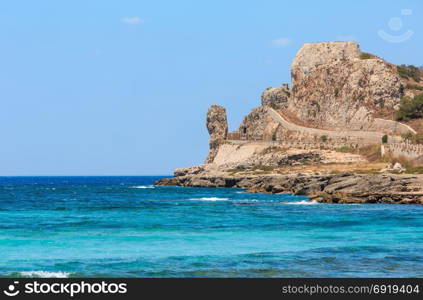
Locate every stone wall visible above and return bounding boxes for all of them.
[225,139,371,151]
[384,142,423,159]
[225,139,423,161]
[230,106,404,147]
[266,107,395,144]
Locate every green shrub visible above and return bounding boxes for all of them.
[269,101,280,110]
[272,131,277,141]
[334,88,339,97]
[283,89,291,97]
[406,84,423,91]
[395,93,423,121]
[335,146,355,153]
[381,135,388,144]
[359,52,374,60]
[320,135,328,143]
[405,166,423,174]
[227,168,244,174]
[251,165,274,172]
[397,65,421,82]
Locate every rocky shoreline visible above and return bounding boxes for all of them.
[156,41,423,205]
[156,172,423,204]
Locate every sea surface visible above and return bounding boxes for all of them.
[0,176,422,278]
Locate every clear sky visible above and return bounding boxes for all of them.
[0,0,422,175]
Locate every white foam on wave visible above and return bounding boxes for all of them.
[130,185,155,189]
[283,200,318,205]
[234,199,259,203]
[19,271,70,278]
[188,197,229,201]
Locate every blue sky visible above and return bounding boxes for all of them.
[0,0,422,175]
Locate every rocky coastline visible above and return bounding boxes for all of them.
[157,41,423,205]
[156,172,423,204]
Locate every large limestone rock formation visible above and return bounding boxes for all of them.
[205,105,228,163]
[291,41,361,78]
[288,42,404,131]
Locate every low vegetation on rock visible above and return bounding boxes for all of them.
[395,93,423,121]
[269,101,281,110]
[397,64,421,82]
[335,145,356,153]
[406,84,423,91]
[381,135,388,144]
[359,52,375,60]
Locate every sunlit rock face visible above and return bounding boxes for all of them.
[289,42,403,130]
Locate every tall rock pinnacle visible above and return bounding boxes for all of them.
[205,105,228,163]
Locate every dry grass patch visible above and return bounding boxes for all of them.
[259,146,288,155]
[357,144,382,162]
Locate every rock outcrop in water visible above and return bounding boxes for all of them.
[157,172,423,204]
[156,41,423,204]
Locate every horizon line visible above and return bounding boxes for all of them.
[0,174,172,177]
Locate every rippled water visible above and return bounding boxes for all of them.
[0,176,422,277]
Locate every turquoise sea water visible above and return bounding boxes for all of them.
[0,176,422,278]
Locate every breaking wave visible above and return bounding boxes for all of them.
[283,200,318,205]
[188,197,229,201]
[19,271,71,278]
[130,185,155,189]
